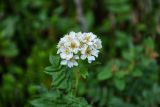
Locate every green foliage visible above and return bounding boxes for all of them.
[97,63,113,81]
[31,55,92,107]
[31,92,91,107]
[0,0,160,107]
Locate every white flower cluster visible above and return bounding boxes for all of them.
[57,31,102,68]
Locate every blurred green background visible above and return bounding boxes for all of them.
[0,0,160,107]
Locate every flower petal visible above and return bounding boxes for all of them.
[61,60,67,65]
[81,54,87,60]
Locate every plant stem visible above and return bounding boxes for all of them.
[74,68,80,96]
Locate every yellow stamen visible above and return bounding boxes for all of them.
[71,42,76,49]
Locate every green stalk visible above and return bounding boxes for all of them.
[74,68,80,96]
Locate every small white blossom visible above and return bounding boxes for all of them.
[61,55,79,68]
[81,32,96,45]
[60,47,73,60]
[81,46,99,63]
[93,38,102,49]
[57,31,102,68]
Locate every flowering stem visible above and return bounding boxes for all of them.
[74,68,80,96]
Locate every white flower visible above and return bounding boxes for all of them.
[61,55,79,68]
[81,46,99,63]
[68,38,80,54]
[57,31,102,68]
[81,32,96,45]
[77,32,83,41]
[93,38,102,49]
[60,47,73,60]
[63,32,80,54]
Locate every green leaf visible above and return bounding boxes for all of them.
[31,91,92,107]
[52,69,67,88]
[31,98,53,107]
[30,91,62,107]
[114,78,125,91]
[109,97,135,107]
[49,55,60,67]
[97,65,113,81]
[63,94,92,107]
[80,68,89,79]
[115,70,127,78]
[132,69,143,77]
[44,66,60,74]
[122,44,135,61]
[143,37,155,49]
[115,31,131,47]
[136,23,146,32]
[1,43,18,57]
